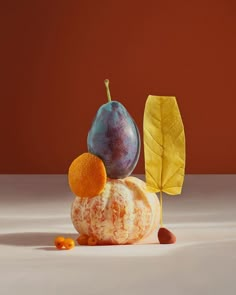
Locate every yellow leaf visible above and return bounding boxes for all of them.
[143,95,186,195]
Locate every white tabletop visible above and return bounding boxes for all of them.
[0,175,236,295]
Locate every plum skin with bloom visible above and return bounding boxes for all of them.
[87,101,140,179]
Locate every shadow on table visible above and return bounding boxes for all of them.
[0,232,78,247]
[0,232,158,249]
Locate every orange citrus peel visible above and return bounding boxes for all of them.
[68,152,107,198]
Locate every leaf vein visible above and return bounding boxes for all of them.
[144,127,163,150]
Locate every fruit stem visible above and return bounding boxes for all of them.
[160,190,163,227]
[104,79,112,102]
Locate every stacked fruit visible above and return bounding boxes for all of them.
[68,80,160,245]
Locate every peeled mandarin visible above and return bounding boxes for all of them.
[68,152,107,198]
[71,177,160,245]
[77,234,89,245]
[64,238,75,250]
[54,236,65,249]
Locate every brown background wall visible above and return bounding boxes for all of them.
[1,0,236,174]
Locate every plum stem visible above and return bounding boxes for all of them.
[160,191,163,227]
[104,79,112,102]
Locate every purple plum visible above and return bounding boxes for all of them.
[87,80,140,179]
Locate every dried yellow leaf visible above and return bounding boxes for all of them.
[143,95,185,195]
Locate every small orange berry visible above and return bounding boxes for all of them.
[64,238,75,250]
[77,234,89,245]
[88,236,97,246]
[54,236,65,249]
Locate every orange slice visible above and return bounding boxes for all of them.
[68,152,106,197]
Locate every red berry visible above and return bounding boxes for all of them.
[158,227,176,244]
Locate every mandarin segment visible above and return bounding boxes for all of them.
[68,152,107,198]
[77,234,89,245]
[88,236,98,246]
